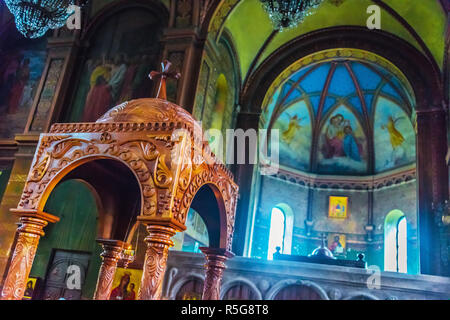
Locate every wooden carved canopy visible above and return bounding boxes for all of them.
[17,98,238,251]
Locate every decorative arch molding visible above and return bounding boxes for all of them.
[18,132,153,216]
[220,277,263,300]
[168,272,205,300]
[264,279,329,300]
[218,28,243,94]
[271,166,416,191]
[82,0,169,41]
[241,26,443,112]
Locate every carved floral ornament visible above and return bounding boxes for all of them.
[17,98,238,250]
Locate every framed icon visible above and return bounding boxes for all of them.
[23,277,39,300]
[328,196,349,219]
[328,234,346,257]
[110,268,142,300]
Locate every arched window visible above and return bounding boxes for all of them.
[268,204,293,260]
[384,210,407,273]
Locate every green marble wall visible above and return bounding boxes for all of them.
[29,180,101,299]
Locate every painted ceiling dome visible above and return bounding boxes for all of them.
[262,49,416,176]
[96,98,201,131]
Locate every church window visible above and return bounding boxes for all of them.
[384,210,407,273]
[268,204,294,260]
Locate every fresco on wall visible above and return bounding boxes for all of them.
[272,101,312,171]
[67,9,162,122]
[0,36,47,138]
[318,106,367,174]
[374,97,415,173]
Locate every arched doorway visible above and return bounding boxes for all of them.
[273,284,324,300]
[175,277,204,300]
[222,281,261,300]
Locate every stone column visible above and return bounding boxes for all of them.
[200,248,234,300]
[416,107,449,276]
[137,224,177,300]
[1,210,59,300]
[93,239,127,300]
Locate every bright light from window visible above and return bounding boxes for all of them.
[397,217,407,273]
[384,211,407,273]
[268,207,285,260]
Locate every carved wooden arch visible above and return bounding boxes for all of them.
[178,170,238,250]
[17,131,157,217]
[2,97,239,301]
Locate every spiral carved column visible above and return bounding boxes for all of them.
[93,239,127,300]
[200,248,234,300]
[1,210,59,300]
[137,224,177,300]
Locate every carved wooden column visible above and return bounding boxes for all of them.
[137,223,178,300]
[1,210,59,300]
[93,239,127,300]
[200,248,234,300]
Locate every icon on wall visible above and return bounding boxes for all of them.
[110,268,142,300]
[23,277,39,300]
[328,234,346,257]
[328,196,349,219]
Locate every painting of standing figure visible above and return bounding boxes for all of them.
[66,9,163,122]
[0,35,47,138]
[318,106,367,174]
[374,97,415,173]
[272,101,312,171]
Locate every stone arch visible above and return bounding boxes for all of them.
[235,26,448,275]
[81,0,169,42]
[241,27,441,111]
[169,273,205,300]
[265,279,329,300]
[220,277,263,300]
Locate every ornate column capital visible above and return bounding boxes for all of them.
[1,209,58,300]
[200,247,234,300]
[93,239,129,300]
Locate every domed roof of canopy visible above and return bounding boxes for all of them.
[96,98,197,127]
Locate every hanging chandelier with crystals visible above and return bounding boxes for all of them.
[4,0,77,38]
[260,0,323,31]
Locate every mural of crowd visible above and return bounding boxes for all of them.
[67,9,162,122]
[79,53,155,122]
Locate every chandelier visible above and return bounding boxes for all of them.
[4,0,77,38]
[260,0,323,31]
